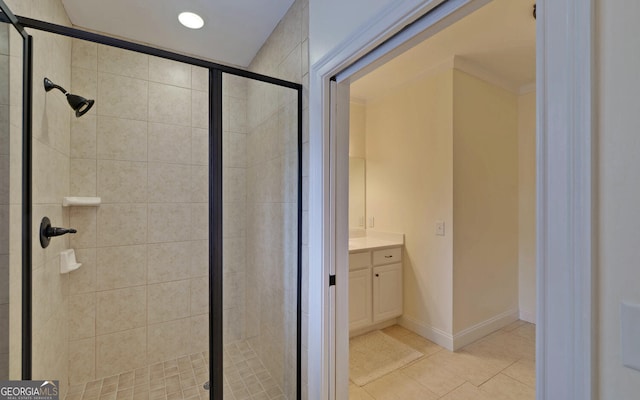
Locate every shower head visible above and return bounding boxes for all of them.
[43,77,95,117]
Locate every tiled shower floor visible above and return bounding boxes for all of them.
[65,341,284,400]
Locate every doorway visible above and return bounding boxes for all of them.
[308,0,595,398]
[344,0,535,398]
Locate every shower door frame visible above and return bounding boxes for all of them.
[0,0,34,380]
[0,6,303,399]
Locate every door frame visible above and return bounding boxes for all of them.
[308,0,594,399]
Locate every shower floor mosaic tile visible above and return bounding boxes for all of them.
[223,341,284,400]
[65,341,284,400]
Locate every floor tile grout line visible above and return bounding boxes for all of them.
[436,380,469,399]
[500,363,537,390]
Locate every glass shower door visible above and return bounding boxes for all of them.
[6,6,301,394]
[0,16,25,379]
[29,30,212,398]
[221,72,299,400]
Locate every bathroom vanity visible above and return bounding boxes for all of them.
[348,232,404,335]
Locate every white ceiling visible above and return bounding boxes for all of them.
[61,0,295,67]
[351,0,536,101]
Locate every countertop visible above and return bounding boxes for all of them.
[348,231,404,252]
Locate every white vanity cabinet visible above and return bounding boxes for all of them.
[349,245,403,332]
[373,262,403,323]
[349,267,372,330]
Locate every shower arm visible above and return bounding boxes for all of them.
[43,77,69,95]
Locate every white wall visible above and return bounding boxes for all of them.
[309,0,395,64]
[451,70,519,333]
[362,68,521,346]
[349,101,366,230]
[365,69,454,335]
[349,101,366,158]
[597,0,640,397]
[517,91,536,323]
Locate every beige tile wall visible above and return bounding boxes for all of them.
[4,0,75,387]
[222,74,248,344]
[67,41,211,384]
[31,27,73,400]
[0,22,9,380]
[3,0,308,395]
[243,0,309,399]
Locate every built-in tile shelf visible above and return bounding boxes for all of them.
[62,196,101,207]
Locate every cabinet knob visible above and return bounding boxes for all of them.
[375,273,379,277]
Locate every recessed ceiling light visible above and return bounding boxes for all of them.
[178,12,204,29]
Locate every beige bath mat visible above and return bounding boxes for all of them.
[349,330,424,386]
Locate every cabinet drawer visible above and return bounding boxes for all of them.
[372,247,402,265]
[349,251,371,270]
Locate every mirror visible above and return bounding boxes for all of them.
[349,157,365,229]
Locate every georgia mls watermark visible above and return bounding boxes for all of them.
[0,381,59,400]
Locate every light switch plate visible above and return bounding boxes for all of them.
[435,220,445,236]
[621,302,640,371]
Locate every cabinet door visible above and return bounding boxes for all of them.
[373,263,403,323]
[349,268,372,330]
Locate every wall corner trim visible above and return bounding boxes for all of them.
[452,309,520,350]
[399,308,520,352]
[398,316,454,351]
[519,310,536,324]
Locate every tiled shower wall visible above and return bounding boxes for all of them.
[4,0,77,389]
[222,74,249,344]
[0,23,9,379]
[31,26,73,396]
[66,40,211,384]
[246,0,309,398]
[3,0,309,397]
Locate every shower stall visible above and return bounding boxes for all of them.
[0,2,302,400]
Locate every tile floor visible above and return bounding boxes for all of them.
[349,320,536,400]
[66,340,285,400]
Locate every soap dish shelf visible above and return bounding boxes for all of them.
[60,249,82,274]
[62,196,101,207]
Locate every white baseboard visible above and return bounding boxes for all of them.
[398,315,454,351]
[519,309,536,324]
[399,308,519,351]
[452,308,519,350]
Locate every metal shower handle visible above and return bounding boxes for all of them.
[39,216,77,248]
[45,226,77,237]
